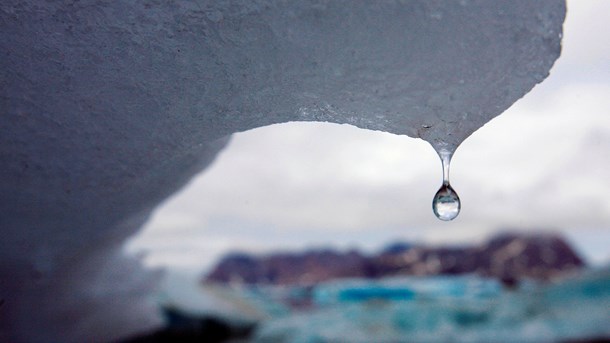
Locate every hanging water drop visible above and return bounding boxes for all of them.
[432,149,461,221]
[433,183,460,221]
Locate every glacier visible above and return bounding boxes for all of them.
[0,1,565,342]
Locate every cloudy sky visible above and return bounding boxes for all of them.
[126,0,610,272]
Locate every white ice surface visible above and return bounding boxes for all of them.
[0,1,564,342]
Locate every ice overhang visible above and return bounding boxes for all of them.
[0,1,565,342]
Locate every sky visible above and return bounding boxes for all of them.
[126,0,610,273]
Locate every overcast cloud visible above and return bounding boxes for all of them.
[127,0,610,272]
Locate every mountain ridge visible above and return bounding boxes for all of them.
[205,232,585,286]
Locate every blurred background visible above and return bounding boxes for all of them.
[123,1,610,342]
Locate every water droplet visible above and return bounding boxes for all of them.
[432,150,461,221]
[433,183,460,221]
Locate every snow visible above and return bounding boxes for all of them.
[0,1,564,341]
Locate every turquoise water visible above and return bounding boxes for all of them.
[245,269,610,343]
[161,268,610,342]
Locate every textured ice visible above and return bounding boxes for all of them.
[0,1,564,342]
[252,271,610,343]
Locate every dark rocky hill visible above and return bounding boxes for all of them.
[204,232,585,286]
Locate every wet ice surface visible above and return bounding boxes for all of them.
[0,1,565,342]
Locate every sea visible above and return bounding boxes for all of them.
[159,267,610,343]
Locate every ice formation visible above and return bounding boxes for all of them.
[252,270,610,343]
[0,1,564,342]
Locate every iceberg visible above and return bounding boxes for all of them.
[0,1,565,341]
[252,270,610,343]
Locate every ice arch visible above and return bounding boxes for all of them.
[0,1,564,342]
